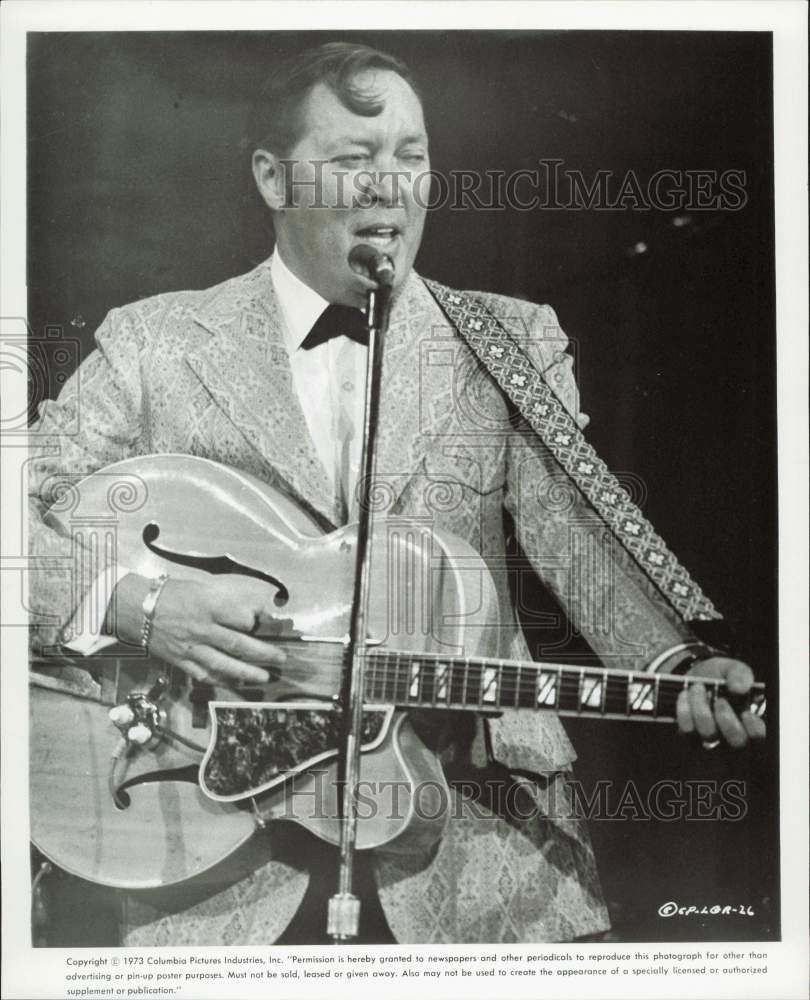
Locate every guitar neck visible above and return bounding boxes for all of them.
[364,650,767,723]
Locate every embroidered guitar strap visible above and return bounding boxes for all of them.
[425,278,722,624]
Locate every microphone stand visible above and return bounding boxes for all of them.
[327,274,393,942]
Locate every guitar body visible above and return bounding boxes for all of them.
[30,455,500,891]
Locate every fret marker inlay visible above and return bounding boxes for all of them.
[537,673,558,707]
[482,667,498,703]
[582,676,604,709]
[435,662,449,702]
[409,662,421,700]
[628,680,656,713]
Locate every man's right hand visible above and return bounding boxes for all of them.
[107,573,286,685]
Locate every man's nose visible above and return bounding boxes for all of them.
[359,162,405,207]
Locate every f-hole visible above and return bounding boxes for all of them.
[142,522,289,606]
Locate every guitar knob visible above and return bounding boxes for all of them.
[127,724,152,745]
[109,704,135,727]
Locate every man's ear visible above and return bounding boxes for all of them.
[252,149,287,210]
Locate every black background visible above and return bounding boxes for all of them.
[28,30,778,942]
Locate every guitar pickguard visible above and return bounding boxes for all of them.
[200,702,393,801]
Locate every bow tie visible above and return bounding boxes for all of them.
[301,304,369,351]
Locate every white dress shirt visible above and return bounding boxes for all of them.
[65,250,368,654]
[271,250,368,506]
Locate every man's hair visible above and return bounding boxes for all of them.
[251,41,421,156]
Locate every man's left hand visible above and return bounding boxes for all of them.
[675,657,766,748]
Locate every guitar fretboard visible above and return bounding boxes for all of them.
[363,650,766,723]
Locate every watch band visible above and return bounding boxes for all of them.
[140,573,169,653]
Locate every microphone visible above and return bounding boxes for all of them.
[348,244,395,288]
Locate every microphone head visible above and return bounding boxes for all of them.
[348,244,395,287]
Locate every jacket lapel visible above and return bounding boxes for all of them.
[374,273,456,509]
[184,263,457,529]
[185,261,339,529]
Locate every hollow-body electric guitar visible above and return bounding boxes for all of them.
[29,455,766,894]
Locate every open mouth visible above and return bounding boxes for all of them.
[354,224,402,247]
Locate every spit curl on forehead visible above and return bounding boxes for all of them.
[251,41,423,158]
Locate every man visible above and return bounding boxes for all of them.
[28,41,764,944]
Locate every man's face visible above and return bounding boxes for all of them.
[261,70,429,307]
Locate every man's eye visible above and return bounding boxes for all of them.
[330,154,367,165]
[399,151,427,164]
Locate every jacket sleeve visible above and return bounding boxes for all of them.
[492,299,695,672]
[28,306,148,651]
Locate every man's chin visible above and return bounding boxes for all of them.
[342,289,370,311]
